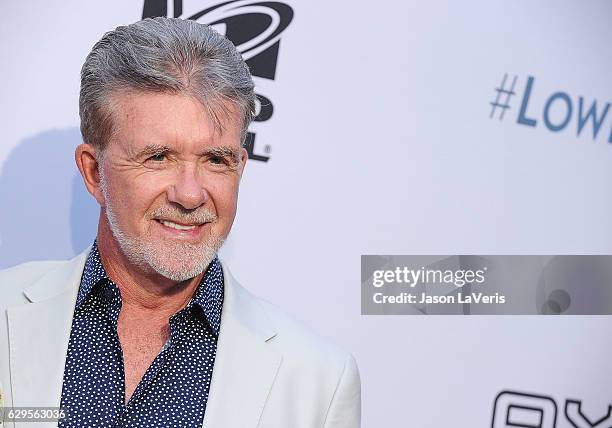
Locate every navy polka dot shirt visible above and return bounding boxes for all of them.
[58,241,224,427]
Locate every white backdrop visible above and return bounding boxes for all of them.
[1,1,611,426]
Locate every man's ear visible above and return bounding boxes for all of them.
[75,143,105,206]
[238,147,248,178]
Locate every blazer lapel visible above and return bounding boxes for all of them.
[7,248,90,409]
[7,249,280,427]
[202,264,282,428]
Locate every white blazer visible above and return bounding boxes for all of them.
[0,247,360,428]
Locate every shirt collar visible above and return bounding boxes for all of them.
[77,240,224,336]
[76,241,107,308]
[190,255,224,336]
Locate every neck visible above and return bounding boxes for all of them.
[96,212,205,318]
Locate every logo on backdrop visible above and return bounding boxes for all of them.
[491,390,612,428]
[489,74,612,144]
[142,0,294,162]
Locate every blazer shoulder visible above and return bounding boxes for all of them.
[254,294,354,371]
[247,291,361,425]
[0,259,67,307]
[222,262,353,368]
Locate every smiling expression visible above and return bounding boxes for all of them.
[96,91,247,281]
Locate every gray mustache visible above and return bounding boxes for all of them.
[150,206,217,224]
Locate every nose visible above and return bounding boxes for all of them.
[166,163,209,210]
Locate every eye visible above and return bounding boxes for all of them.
[208,156,226,166]
[148,152,167,162]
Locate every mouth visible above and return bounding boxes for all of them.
[155,219,202,230]
[153,218,211,237]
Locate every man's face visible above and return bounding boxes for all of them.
[96,91,247,281]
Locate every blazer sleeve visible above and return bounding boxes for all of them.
[323,353,361,428]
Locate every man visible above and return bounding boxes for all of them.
[0,17,360,427]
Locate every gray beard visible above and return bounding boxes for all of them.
[99,171,223,282]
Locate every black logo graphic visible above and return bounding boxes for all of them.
[492,390,612,428]
[143,0,294,162]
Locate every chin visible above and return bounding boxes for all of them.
[110,222,225,282]
[103,194,226,281]
[137,237,225,282]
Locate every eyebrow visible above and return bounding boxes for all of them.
[205,146,241,162]
[134,144,172,159]
[134,144,241,161]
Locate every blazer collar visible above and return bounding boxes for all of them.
[202,262,282,427]
[8,246,281,428]
[7,247,89,412]
[22,245,91,303]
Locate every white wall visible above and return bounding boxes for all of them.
[1,1,611,426]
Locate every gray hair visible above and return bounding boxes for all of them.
[79,17,256,152]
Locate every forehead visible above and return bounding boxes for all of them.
[107,91,242,153]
